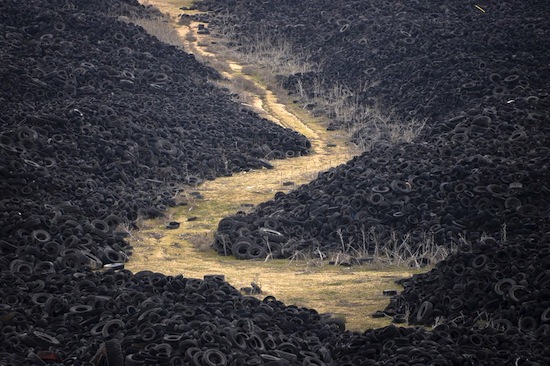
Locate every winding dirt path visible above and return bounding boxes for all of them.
[125,0,420,331]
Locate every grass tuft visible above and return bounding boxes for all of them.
[204,16,427,151]
[295,78,428,151]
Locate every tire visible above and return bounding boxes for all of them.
[140,326,159,342]
[82,251,103,270]
[246,244,266,259]
[517,204,539,219]
[166,221,180,229]
[494,278,516,296]
[303,356,327,366]
[91,219,110,234]
[228,329,247,351]
[258,227,286,243]
[416,301,434,323]
[390,180,411,194]
[100,247,126,264]
[508,285,528,302]
[369,193,385,205]
[231,240,251,259]
[34,261,55,274]
[103,339,124,365]
[42,241,61,259]
[392,314,407,323]
[31,229,51,243]
[518,316,537,333]
[202,349,227,366]
[10,259,34,274]
[102,319,125,338]
[492,318,514,332]
[541,307,550,323]
[29,331,60,348]
[471,254,488,269]
[69,305,94,314]
[266,242,282,258]
[452,262,465,276]
[60,253,83,270]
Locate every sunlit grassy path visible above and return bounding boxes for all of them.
[126,0,424,331]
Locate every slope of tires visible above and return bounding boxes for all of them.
[195,0,549,130]
[199,0,550,355]
[3,268,550,365]
[0,0,310,274]
[388,234,550,333]
[205,0,550,262]
[200,2,550,253]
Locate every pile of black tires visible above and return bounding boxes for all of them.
[195,0,550,362]
[2,0,550,364]
[196,0,549,128]
[0,0,310,275]
[4,267,549,365]
[200,0,550,260]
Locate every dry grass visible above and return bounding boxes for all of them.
[296,78,428,151]
[131,18,183,47]
[126,216,423,331]
[116,9,183,48]
[326,227,457,269]
[202,33,318,88]
[115,0,202,48]
[206,14,319,77]
[203,13,427,152]
[184,31,197,43]
[125,145,428,330]
[211,75,266,106]
[125,0,427,152]
[124,0,434,331]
